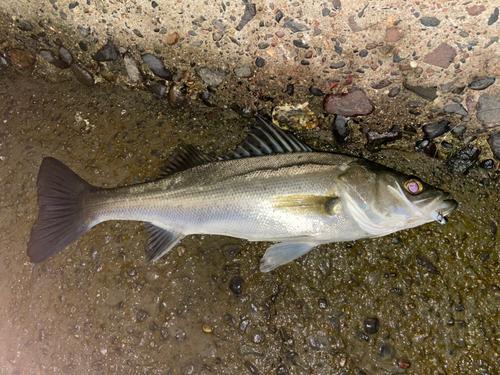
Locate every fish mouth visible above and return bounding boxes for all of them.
[430,195,458,225]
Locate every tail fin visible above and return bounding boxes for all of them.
[27,157,96,263]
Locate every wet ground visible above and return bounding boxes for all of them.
[1,70,500,375]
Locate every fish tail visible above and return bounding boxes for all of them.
[27,157,97,263]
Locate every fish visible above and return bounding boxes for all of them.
[27,116,458,272]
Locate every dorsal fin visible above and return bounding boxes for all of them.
[161,144,216,176]
[223,116,312,160]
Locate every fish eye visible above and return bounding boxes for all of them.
[404,178,423,195]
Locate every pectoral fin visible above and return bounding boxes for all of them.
[271,195,341,216]
[260,242,317,272]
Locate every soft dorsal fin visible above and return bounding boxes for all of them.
[161,144,216,176]
[223,116,312,160]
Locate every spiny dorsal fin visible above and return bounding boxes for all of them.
[144,223,184,262]
[161,144,216,177]
[223,116,312,160]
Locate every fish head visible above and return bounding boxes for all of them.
[337,161,458,237]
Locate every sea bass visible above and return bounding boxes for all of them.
[27,117,458,271]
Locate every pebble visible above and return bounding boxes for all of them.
[444,103,470,122]
[459,30,469,38]
[365,130,402,151]
[403,82,437,101]
[323,88,374,116]
[92,40,119,62]
[416,254,439,274]
[309,86,324,96]
[71,63,94,86]
[477,94,500,127]
[168,84,187,109]
[423,42,457,68]
[388,86,400,97]
[199,90,215,107]
[359,49,368,58]
[334,45,343,55]
[236,3,256,31]
[364,317,379,334]
[275,30,285,38]
[330,61,345,69]
[469,77,495,90]
[10,48,36,69]
[233,66,253,78]
[487,7,499,26]
[371,79,391,90]
[136,309,148,322]
[283,18,310,33]
[309,336,329,351]
[17,20,34,31]
[488,132,500,160]
[452,125,467,138]
[255,57,266,67]
[293,40,309,49]
[332,115,350,143]
[422,120,450,139]
[378,343,395,361]
[467,5,486,16]
[447,145,480,174]
[196,65,227,87]
[148,82,167,98]
[221,244,242,260]
[420,17,441,27]
[123,53,142,85]
[366,42,378,50]
[212,31,224,41]
[479,159,495,169]
[229,276,244,294]
[165,32,180,45]
[414,67,424,75]
[322,8,330,17]
[385,26,404,42]
[141,53,173,80]
[276,10,284,22]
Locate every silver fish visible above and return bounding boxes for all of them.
[27,117,458,271]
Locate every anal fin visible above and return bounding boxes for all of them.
[260,242,316,272]
[144,223,184,262]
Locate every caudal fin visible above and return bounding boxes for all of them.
[27,157,96,263]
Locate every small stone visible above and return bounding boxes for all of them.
[233,66,254,78]
[71,63,94,86]
[276,10,284,22]
[366,130,402,151]
[480,159,495,169]
[488,132,500,161]
[366,42,377,50]
[322,8,330,16]
[403,82,437,101]
[423,42,457,69]
[467,5,486,16]
[123,53,142,85]
[133,29,143,38]
[444,103,469,121]
[196,65,227,87]
[422,120,450,139]
[275,30,285,38]
[165,32,180,45]
[416,254,439,274]
[10,49,36,69]
[136,309,148,322]
[334,45,343,55]
[388,86,400,97]
[358,49,368,58]
[324,88,374,116]
[378,343,395,361]
[447,145,480,174]
[92,40,120,62]
[148,82,167,98]
[398,358,411,369]
[459,30,469,38]
[285,83,294,96]
[421,17,441,27]
[309,86,325,96]
[77,25,91,37]
[229,276,244,294]
[168,84,188,109]
[212,31,223,41]
[199,90,215,107]
[141,53,173,80]
[222,244,242,260]
[332,115,350,143]
[452,125,467,137]
[293,40,309,49]
[255,57,266,67]
[276,364,289,375]
[258,42,269,49]
[236,3,257,31]
[330,61,345,69]
[371,79,391,89]
[385,26,404,42]
[364,317,379,334]
[283,18,310,33]
[17,20,34,31]
[469,77,496,90]
[477,94,500,127]
[488,7,499,26]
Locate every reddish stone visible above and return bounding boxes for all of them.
[399,64,412,71]
[166,32,180,45]
[414,67,423,74]
[423,42,457,68]
[385,26,404,43]
[10,48,36,69]
[323,87,374,116]
[467,5,486,16]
